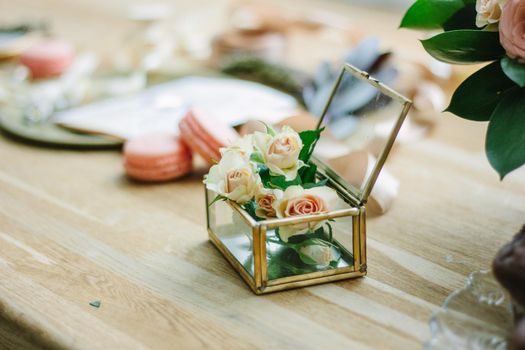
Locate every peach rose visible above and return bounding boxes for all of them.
[273,186,345,242]
[500,0,525,62]
[255,188,283,218]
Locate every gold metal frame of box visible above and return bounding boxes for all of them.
[315,63,413,204]
[206,63,412,294]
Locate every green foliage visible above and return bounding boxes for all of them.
[271,229,342,271]
[249,151,265,164]
[266,224,349,279]
[400,0,468,29]
[421,30,504,64]
[242,199,261,221]
[302,178,328,189]
[298,128,324,163]
[446,61,516,121]
[442,3,478,31]
[208,194,227,207]
[299,162,317,185]
[486,87,525,179]
[257,165,302,190]
[266,245,312,279]
[501,56,525,88]
[401,0,525,178]
[264,122,276,137]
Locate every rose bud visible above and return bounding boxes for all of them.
[255,188,283,218]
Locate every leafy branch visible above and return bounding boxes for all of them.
[401,0,525,179]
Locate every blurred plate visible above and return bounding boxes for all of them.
[0,107,122,148]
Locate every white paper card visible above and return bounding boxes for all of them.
[54,76,299,140]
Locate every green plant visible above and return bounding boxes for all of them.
[401,0,525,179]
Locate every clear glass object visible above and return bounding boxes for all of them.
[425,270,514,350]
[206,63,412,294]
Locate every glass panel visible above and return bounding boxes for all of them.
[313,65,408,201]
[265,190,356,281]
[207,188,254,277]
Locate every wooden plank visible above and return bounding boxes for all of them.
[0,0,524,349]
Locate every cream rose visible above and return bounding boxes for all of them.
[500,0,525,62]
[220,134,254,159]
[476,0,506,27]
[254,126,304,180]
[273,185,345,242]
[299,242,341,266]
[204,151,259,204]
[255,187,283,218]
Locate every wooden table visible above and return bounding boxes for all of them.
[1,0,524,349]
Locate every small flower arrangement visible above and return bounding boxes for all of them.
[401,0,525,179]
[204,124,347,274]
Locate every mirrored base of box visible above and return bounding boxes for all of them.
[216,225,353,278]
[208,229,365,295]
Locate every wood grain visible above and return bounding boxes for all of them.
[1,0,524,349]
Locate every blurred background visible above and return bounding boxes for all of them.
[0,0,462,160]
[347,0,413,9]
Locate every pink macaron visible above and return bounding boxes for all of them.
[178,109,240,165]
[20,39,75,79]
[123,133,192,182]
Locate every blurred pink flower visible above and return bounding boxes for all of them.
[500,0,525,62]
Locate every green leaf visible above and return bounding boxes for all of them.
[446,61,516,121]
[298,128,324,163]
[299,162,317,184]
[258,165,302,190]
[242,200,261,221]
[269,174,302,190]
[261,121,276,136]
[486,87,525,179]
[325,222,333,242]
[250,151,265,164]
[208,194,227,207]
[501,56,525,88]
[443,3,478,31]
[257,164,271,187]
[281,226,329,245]
[303,178,328,190]
[400,0,467,29]
[421,30,504,64]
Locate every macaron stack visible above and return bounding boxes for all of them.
[123,111,240,182]
[179,109,240,165]
[123,133,193,182]
[20,39,75,79]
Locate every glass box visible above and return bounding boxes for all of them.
[206,63,412,294]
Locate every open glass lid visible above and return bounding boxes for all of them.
[312,63,412,204]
